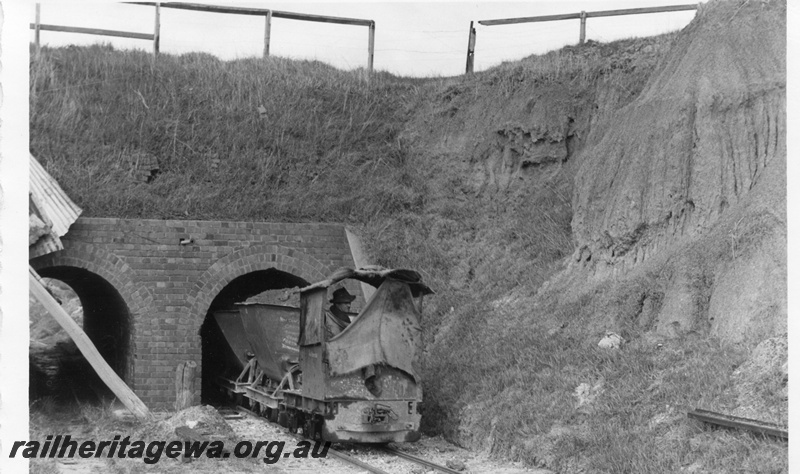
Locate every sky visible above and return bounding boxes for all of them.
[28,0,701,77]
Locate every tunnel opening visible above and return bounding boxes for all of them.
[200,268,310,405]
[30,267,132,406]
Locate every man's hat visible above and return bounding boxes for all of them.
[331,288,356,304]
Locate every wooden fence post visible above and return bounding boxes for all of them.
[174,361,197,411]
[264,10,272,57]
[579,11,586,44]
[465,20,476,74]
[367,20,375,72]
[34,3,41,53]
[153,2,161,57]
[579,10,587,44]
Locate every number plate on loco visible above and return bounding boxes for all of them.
[361,403,399,424]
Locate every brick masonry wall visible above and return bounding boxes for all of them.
[30,217,360,409]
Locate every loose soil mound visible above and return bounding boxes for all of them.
[135,405,238,444]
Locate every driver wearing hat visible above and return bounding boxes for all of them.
[325,287,356,339]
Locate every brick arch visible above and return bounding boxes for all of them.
[30,241,153,317]
[187,244,331,332]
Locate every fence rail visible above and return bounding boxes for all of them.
[30,3,161,56]
[467,3,699,73]
[30,2,375,71]
[29,23,154,41]
[129,2,373,26]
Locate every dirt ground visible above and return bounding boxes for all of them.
[29,404,553,474]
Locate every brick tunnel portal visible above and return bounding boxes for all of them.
[199,268,310,403]
[33,266,132,401]
[29,217,362,409]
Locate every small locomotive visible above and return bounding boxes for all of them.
[213,267,432,443]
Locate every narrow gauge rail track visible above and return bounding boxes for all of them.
[232,406,463,474]
[687,408,788,440]
[232,405,391,474]
[379,445,464,474]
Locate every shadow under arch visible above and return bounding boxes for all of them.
[199,267,311,403]
[190,244,333,403]
[34,266,133,401]
[31,245,153,387]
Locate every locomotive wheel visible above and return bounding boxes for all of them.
[304,416,321,441]
[287,412,300,434]
[277,410,288,427]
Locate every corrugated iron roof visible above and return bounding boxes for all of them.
[30,154,82,258]
[29,228,64,259]
[30,154,82,237]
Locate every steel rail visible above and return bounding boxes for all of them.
[687,408,788,440]
[233,405,463,473]
[380,445,464,474]
[320,444,393,474]
[233,406,393,474]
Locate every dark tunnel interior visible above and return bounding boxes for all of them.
[31,266,131,404]
[200,268,309,404]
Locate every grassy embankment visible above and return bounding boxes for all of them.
[30,32,786,474]
[399,29,787,472]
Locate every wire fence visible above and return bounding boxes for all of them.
[466,3,699,73]
[30,2,376,71]
[29,2,699,77]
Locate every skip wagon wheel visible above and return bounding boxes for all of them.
[289,413,302,434]
[277,409,289,427]
[306,415,323,441]
[303,416,319,440]
[287,412,299,434]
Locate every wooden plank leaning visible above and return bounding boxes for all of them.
[29,266,151,420]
